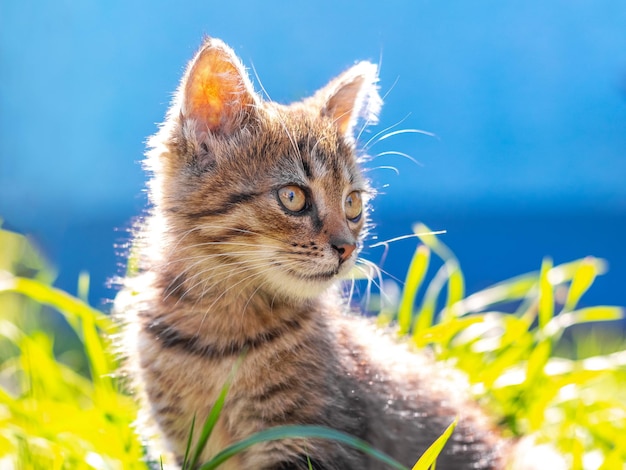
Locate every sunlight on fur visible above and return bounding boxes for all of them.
[115,37,566,469]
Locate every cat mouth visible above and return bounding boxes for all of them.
[284,266,339,281]
[303,270,339,281]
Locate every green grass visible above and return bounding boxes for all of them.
[377,224,626,468]
[0,223,624,469]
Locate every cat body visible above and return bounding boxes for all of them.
[117,38,560,469]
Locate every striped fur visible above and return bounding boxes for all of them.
[116,38,563,469]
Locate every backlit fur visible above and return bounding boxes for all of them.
[116,38,563,469]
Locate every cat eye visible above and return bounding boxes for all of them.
[278,185,307,213]
[345,191,363,222]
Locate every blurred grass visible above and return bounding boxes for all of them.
[0,225,145,469]
[0,222,625,469]
[377,223,626,469]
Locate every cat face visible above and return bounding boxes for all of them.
[147,39,381,300]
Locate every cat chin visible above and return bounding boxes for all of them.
[264,274,335,301]
[264,262,355,301]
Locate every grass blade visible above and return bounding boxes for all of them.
[181,414,197,469]
[563,257,602,312]
[187,353,245,469]
[198,425,409,470]
[524,340,551,390]
[544,306,625,338]
[538,258,554,329]
[458,274,537,314]
[413,264,448,337]
[410,223,465,319]
[414,315,487,348]
[411,417,458,470]
[0,275,111,329]
[398,245,430,335]
[0,275,118,402]
[412,223,454,261]
[444,260,465,319]
[548,257,607,288]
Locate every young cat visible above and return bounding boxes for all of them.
[116,37,563,469]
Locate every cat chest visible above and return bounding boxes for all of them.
[135,327,234,451]
[137,327,333,464]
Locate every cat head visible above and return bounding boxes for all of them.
[146,37,381,301]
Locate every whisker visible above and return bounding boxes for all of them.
[250,60,272,102]
[197,259,303,330]
[167,226,203,252]
[168,222,288,246]
[310,135,328,161]
[368,231,447,249]
[159,250,273,295]
[194,224,287,244]
[362,114,412,150]
[366,231,446,272]
[359,258,403,285]
[374,128,438,144]
[154,242,321,273]
[356,258,385,293]
[374,150,423,168]
[241,278,272,317]
[185,256,305,303]
[178,257,290,308]
[380,75,399,102]
[362,165,400,175]
[351,264,375,310]
[155,251,264,269]
[353,261,399,311]
[356,118,374,144]
[165,255,275,303]
[176,240,281,251]
[346,273,357,307]
[356,257,384,282]
[247,82,302,161]
[187,259,285,312]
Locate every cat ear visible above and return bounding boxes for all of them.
[181,38,258,136]
[317,61,382,138]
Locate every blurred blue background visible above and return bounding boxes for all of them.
[1,1,625,310]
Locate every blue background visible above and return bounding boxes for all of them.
[1,1,625,310]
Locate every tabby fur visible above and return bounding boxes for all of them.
[116,37,563,470]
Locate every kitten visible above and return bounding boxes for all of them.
[116,37,563,469]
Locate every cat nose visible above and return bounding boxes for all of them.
[331,240,356,263]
